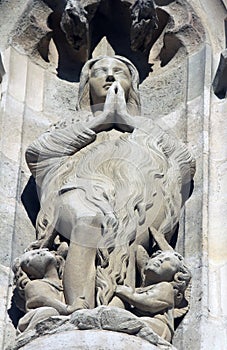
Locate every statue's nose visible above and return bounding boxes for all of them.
[106,74,115,82]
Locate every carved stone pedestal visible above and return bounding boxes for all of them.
[13,307,176,350]
[18,330,172,350]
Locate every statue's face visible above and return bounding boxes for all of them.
[143,251,180,284]
[21,249,55,279]
[89,57,131,105]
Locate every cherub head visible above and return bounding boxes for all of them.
[137,246,191,307]
[13,249,64,294]
[19,249,58,279]
[77,55,141,115]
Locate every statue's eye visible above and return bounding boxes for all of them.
[92,68,106,77]
[113,68,122,73]
[113,68,126,76]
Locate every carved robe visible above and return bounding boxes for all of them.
[26,114,195,304]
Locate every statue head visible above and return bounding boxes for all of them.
[13,249,65,311]
[19,249,58,279]
[137,246,191,307]
[77,56,141,115]
[13,249,64,290]
[142,250,190,285]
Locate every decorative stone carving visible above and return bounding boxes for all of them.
[60,0,158,55]
[12,54,195,348]
[1,0,226,349]
[60,0,89,52]
[115,247,191,342]
[13,248,89,319]
[6,0,205,82]
[130,0,158,52]
[14,307,178,350]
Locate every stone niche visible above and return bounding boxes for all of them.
[0,1,226,350]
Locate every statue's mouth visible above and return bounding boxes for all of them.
[103,83,113,89]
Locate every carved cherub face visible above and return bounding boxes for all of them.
[89,57,131,105]
[20,249,56,279]
[143,251,181,285]
[143,251,180,285]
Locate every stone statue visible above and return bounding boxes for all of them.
[115,245,191,342]
[16,55,195,343]
[13,248,88,334]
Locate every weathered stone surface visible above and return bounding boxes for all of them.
[10,0,52,61]
[0,264,10,349]
[17,56,194,346]
[0,0,30,51]
[130,0,158,52]
[0,0,205,82]
[60,0,89,51]
[0,1,226,350]
[13,307,177,350]
[18,330,167,350]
